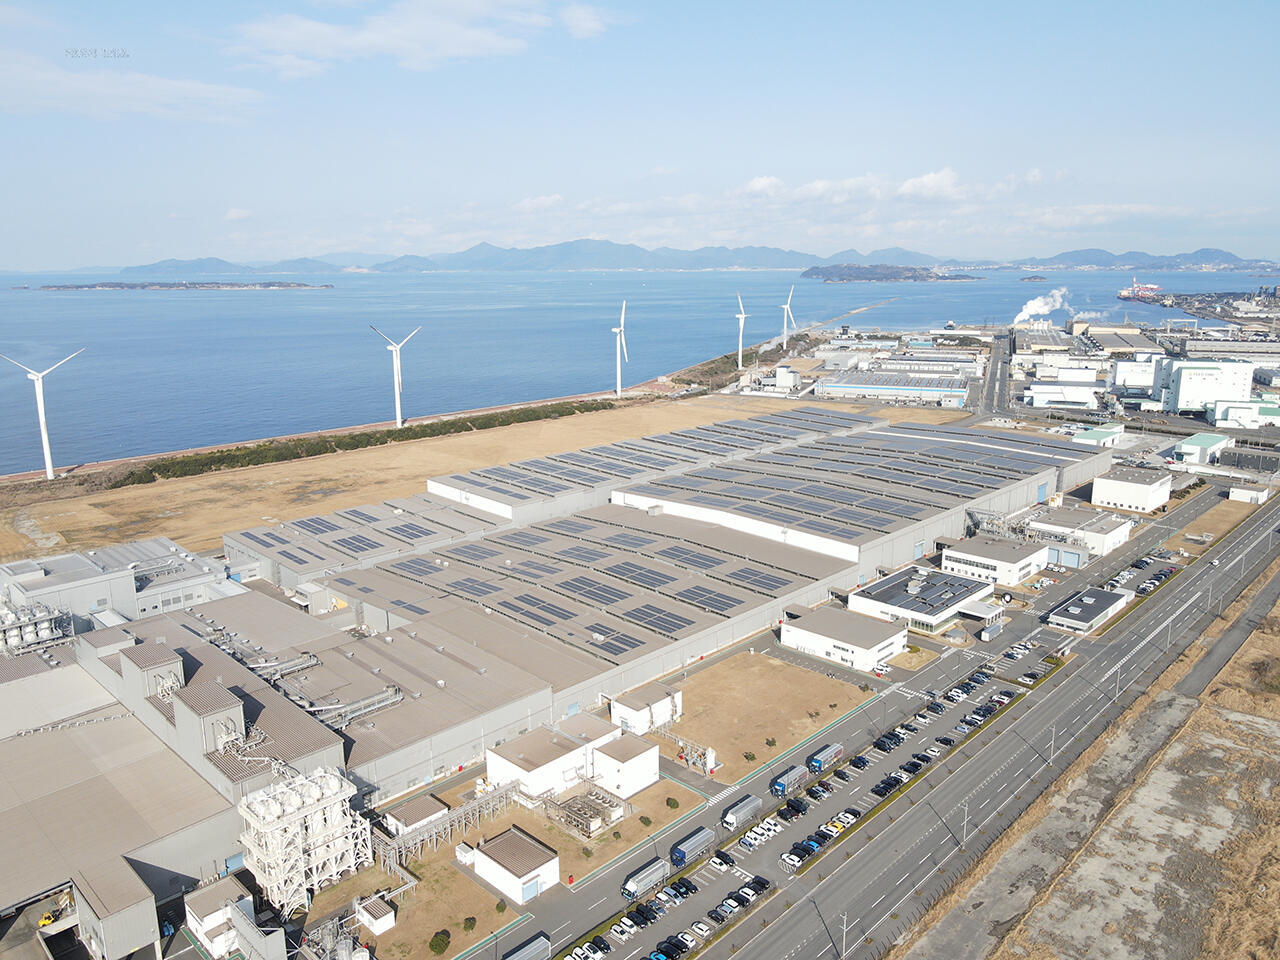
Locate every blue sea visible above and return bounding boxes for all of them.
[0,267,1260,476]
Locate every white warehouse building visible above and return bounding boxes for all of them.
[1091,467,1172,513]
[780,605,908,672]
[608,682,682,735]
[1027,506,1132,560]
[1154,358,1254,413]
[941,537,1049,586]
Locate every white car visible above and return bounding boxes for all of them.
[619,917,638,935]
[763,817,782,832]
[581,944,603,960]
[780,853,802,868]
[737,886,758,902]
[611,923,631,941]
[925,746,942,757]
[678,933,698,950]
[836,812,858,826]
[709,856,730,872]
[720,898,740,915]
[691,921,713,938]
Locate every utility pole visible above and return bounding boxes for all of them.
[961,800,969,846]
[840,911,852,957]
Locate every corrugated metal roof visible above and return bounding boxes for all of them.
[119,643,182,670]
[478,826,557,878]
[174,680,241,718]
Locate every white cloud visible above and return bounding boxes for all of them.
[559,3,610,38]
[897,167,965,201]
[234,0,557,75]
[0,51,261,119]
[741,175,784,197]
[514,193,563,212]
[225,208,253,221]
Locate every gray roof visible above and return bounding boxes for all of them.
[174,680,242,718]
[1029,506,1129,535]
[853,566,991,617]
[383,791,448,828]
[595,732,657,763]
[789,606,905,649]
[478,826,558,877]
[119,642,182,671]
[184,874,250,921]
[1097,467,1170,487]
[944,537,1046,564]
[1047,588,1127,629]
[613,681,678,712]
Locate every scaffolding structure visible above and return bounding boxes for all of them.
[238,768,373,918]
[373,780,519,865]
[649,721,716,775]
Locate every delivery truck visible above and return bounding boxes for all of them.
[670,826,716,867]
[806,743,843,773]
[770,765,808,797]
[621,857,670,900]
[721,794,764,830]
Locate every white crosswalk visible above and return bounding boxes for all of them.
[706,785,737,806]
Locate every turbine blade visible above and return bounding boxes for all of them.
[369,324,396,346]
[737,292,745,315]
[40,348,85,377]
[621,329,629,363]
[397,326,423,348]
[0,352,39,377]
[787,285,795,307]
[620,300,627,330]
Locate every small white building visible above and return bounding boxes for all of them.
[591,733,660,799]
[609,682,682,735]
[1045,588,1131,633]
[847,567,994,637]
[1027,506,1132,560]
[185,876,286,960]
[486,714,621,799]
[1091,467,1171,513]
[1022,381,1101,409]
[1208,399,1280,429]
[1229,485,1271,505]
[1174,433,1233,465]
[1071,423,1124,448]
[941,537,1049,586]
[780,606,908,672]
[355,897,396,936]
[473,826,559,905]
[382,792,450,837]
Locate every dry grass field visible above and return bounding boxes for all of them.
[1163,493,1256,557]
[658,650,873,783]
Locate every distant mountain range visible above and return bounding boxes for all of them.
[109,243,1276,277]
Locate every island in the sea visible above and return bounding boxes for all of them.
[40,281,334,291]
[1021,275,1049,282]
[800,264,978,283]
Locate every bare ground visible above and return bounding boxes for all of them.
[1163,494,1256,558]
[657,650,873,783]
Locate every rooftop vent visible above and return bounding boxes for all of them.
[436,679,446,688]
[384,635,394,644]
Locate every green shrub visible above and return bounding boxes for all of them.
[428,931,450,955]
[743,751,756,762]
[495,899,507,914]
[581,846,593,858]
[666,797,679,809]
[463,917,476,932]
[612,830,622,841]
[639,815,652,827]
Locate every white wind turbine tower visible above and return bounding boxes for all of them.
[611,301,629,399]
[735,293,750,370]
[0,348,85,481]
[780,285,798,348]
[369,325,421,429]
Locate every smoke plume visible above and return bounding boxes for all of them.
[1013,287,1069,324]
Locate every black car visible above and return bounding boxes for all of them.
[926,701,947,714]
[674,877,697,896]
[808,832,830,847]
[833,768,852,782]
[912,752,933,764]
[716,848,737,866]
[900,761,923,774]
[786,798,809,816]
[806,786,825,801]
[751,874,772,891]
[777,806,796,822]
[873,740,893,753]
[850,755,871,769]
[628,909,649,928]
[999,689,1017,699]
[592,934,613,954]
[844,806,863,819]
[661,939,687,957]
[975,705,996,717]
[936,736,955,747]
[638,903,659,922]
[902,722,919,734]
[707,908,727,925]
[870,783,891,797]
[958,683,976,694]
[790,843,813,860]
[730,892,751,908]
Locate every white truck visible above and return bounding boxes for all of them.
[721,794,764,830]
[621,857,670,900]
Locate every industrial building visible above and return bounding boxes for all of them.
[1045,587,1130,633]
[0,406,1111,959]
[1229,485,1271,505]
[779,605,908,672]
[1021,381,1102,409]
[814,371,969,407]
[940,537,1049,586]
[608,682,682,735]
[1026,506,1132,560]
[1071,424,1124,448]
[471,827,560,905]
[1151,357,1254,413]
[1174,433,1234,465]
[1208,399,1280,429]
[846,567,995,636]
[1091,467,1172,513]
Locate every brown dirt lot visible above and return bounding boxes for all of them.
[0,394,815,560]
[1164,493,1256,557]
[303,778,701,959]
[888,646,940,671]
[658,650,873,783]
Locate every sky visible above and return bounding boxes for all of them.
[2,0,1277,269]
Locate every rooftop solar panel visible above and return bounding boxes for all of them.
[294,516,341,535]
[605,561,677,589]
[675,585,744,613]
[622,604,695,635]
[389,557,440,578]
[726,566,791,592]
[559,576,631,605]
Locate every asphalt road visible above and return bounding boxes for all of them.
[475,482,1257,960]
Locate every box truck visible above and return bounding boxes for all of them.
[621,858,670,899]
[721,794,764,830]
[670,826,716,867]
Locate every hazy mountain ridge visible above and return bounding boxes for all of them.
[110,243,1275,276]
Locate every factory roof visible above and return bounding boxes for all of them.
[73,856,153,918]
[382,791,449,829]
[820,370,970,391]
[489,726,587,773]
[1047,588,1128,631]
[788,606,905,648]
[1028,506,1130,534]
[358,897,393,921]
[0,537,214,593]
[595,732,657,763]
[119,642,182,670]
[184,875,251,922]
[1177,432,1231,448]
[1072,425,1123,442]
[1013,327,1073,352]
[1096,467,1171,487]
[478,826,558,877]
[558,713,619,742]
[852,566,992,618]
[174,679,242,718]
[944,537,1047,564]
[613,681,678,711]
[0,706,230,913]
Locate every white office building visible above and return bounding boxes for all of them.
[1091,467,1172,513]
[780,606,908,672]
[1154,358,1254,413]
[1174,433,1234,465]
[1208,399,1280,429]
[847,567,994,637]
[472,827,560,905]
[941,537,1050,586]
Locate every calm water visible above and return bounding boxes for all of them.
[0,268,1256,475]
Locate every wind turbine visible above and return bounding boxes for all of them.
[735,293,750,370]
[0,348,84,481]
[369,325,421,429]
[780,285,798,348]
[611,301,629,399]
